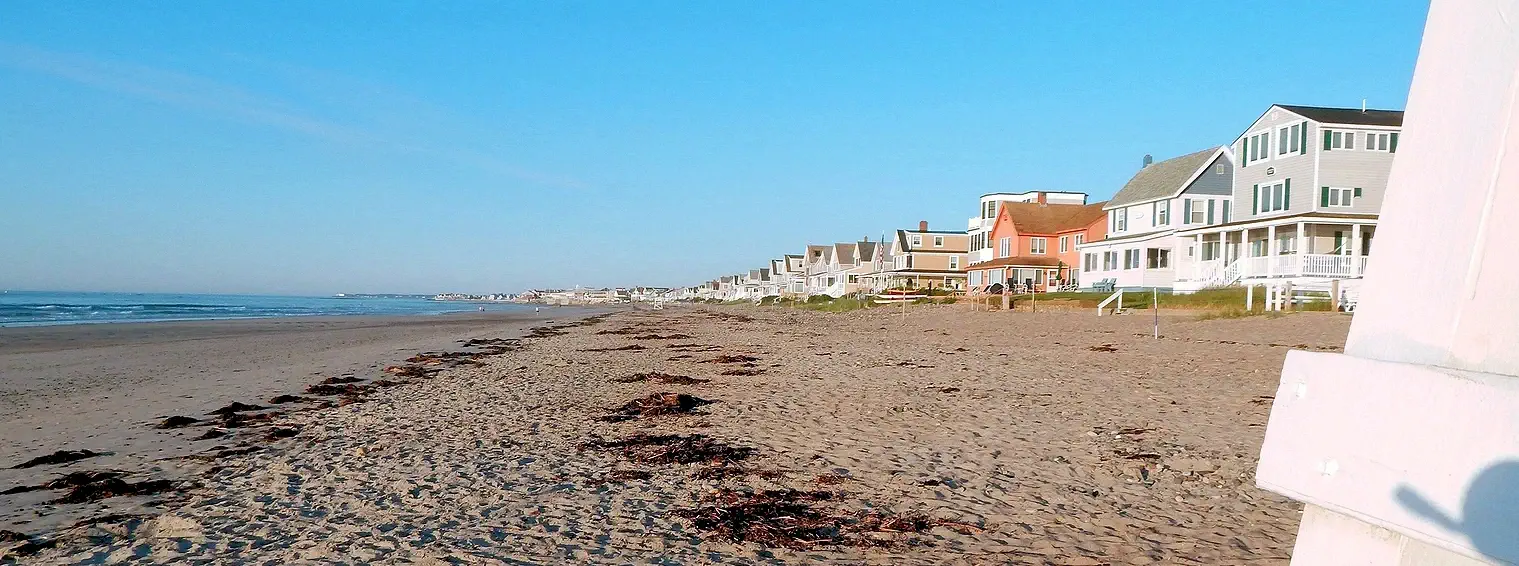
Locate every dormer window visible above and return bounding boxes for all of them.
[933,236,944,247]
[911,235,922,246]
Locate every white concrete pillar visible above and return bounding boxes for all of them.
[1350,223,1363,257]
[1258,2,1519,563]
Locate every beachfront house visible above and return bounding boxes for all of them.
[968,191,1089,265]
[803,245,834,297]
[781,254,805,297]
[1171,105,1401,292]
[765,258,788,298]
[965,199,1108,294]
[882,222,970,291]
[1076,147,1236,291]
[856,237,893,293]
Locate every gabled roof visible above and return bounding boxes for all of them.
[805,245,830,262]
[999,201,1110,234]
[856,240,878,261]
[1106,148,1222,208]
[833,243,857,264]
[1277,104,1404,127]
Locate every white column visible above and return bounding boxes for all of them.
[1194,234,1203,279]
[1267,224,1277,277]
[1350,223,1362,257]
[1296,221,1307,275]
[1239,228,1248,266]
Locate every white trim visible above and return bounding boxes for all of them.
[1174,214,1380,236]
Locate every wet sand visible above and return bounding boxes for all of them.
[0,309,599,535]
[4,305,1349,564]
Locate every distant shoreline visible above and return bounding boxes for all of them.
[0,291,547,328]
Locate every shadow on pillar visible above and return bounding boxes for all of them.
[1395,460,1519,563]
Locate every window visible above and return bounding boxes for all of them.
[1366,132,1392,152]
[984,201,996,219]
[847,274,858,283]
[969,270,982,286]
[1250,239,1268,257]
[1244,131,1271,164]
[1123,249,1140,270]
[948,256,960,270]
[933,235,944,247]
[1215,163,1227,175]
[1075,234,1084,245]
[1103,251,1118,270]
[1083,253,1096,272]
[1254,181,1290,214]
[1324,187,1355,207]
[1277,234,1297,255]
[1156,201,1169,225]
[1114,208,1128,231]
[1277,123,1302,155]
[1201,241,1222,261]
[911,235,922,246]
[1146,248,1170,269]
[826,277,836,287]
[1189,199,1205,224]
[1030,237,1047,255]
[1059,235,1070,253]
[998,237,1011,258]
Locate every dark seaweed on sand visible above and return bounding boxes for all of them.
[9,449,104,470]
[581,434,754,466]
[599,393,714,422]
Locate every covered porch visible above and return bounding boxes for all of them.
[965,257,1076,295]
[1179,215,1378,288]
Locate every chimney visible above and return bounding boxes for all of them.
[1142,154,1154,168]
[1036,192,1047,205]
[918,220,928,232]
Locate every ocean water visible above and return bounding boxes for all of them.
[0,291,532,327]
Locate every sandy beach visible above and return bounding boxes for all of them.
[0,309,596,538]
[1,305,1347,564]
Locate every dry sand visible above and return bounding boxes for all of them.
[0,310,595,537]
[2,305,1349,564]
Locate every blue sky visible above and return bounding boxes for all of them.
[1,1,1430,295]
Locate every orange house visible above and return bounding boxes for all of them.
[966,200,1108,293]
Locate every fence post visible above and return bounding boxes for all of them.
[1247,285,1255,311]
[1330,280,1341,312]
[1284,282,1295,312]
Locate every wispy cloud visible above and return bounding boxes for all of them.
[0,42,590,190]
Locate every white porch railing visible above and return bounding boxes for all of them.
[1247,256,1270,277]
[1190,254,1371,287]
[1195,259,1224,281]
